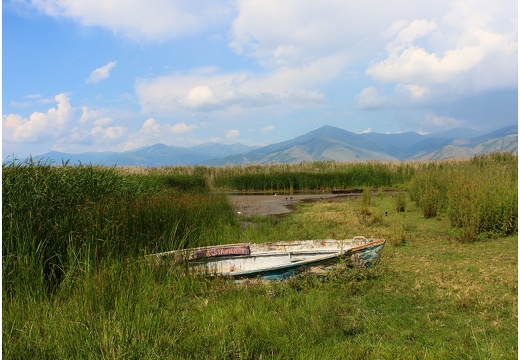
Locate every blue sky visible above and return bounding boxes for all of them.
[3,0,518,158]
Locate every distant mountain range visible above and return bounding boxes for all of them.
[32,125,517,166]
[33,143,260,166]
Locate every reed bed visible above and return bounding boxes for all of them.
[214,161,415,192]
[2,159,237,299]
[409,152,517,242]
[117,161,417,192]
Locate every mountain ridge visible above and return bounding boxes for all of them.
[28,124,517,166]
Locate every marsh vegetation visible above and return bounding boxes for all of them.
[3,154,517,358]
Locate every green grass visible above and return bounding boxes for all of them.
[4,197,517,358]
[3,155,518,359]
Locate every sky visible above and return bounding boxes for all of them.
[2,0,518,158]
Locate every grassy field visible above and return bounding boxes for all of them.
[3,155,517,359]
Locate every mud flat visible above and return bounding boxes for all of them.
[227,193,353,216]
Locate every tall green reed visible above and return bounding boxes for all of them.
[409,153,517,241]
[3,160,130,297]
[3,160,237,299]
[212,161,415,192]
[117,160,418,192]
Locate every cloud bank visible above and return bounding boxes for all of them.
[4,0,517,156]
[3,94,200,154]
[25,0,232,41]
[3,93,73,142]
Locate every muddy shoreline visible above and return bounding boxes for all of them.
[227,193,357,216]
[227,189,399,216]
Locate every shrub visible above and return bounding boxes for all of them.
[393,191,407,213]
[369,209,385,225]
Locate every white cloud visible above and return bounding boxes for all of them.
[10,94,57,108]
[368,41,485,85]
[178,85,219,110]
[93,117,114,127]
[2,92,205,154]
[135,56,344,115]
[86,61,117,84]
[225,129,240,139]
[171,122,197,134]
[3,93,73,142]
[25,0,232,41]
[346,0,517,120]
[384,19,438,54]
[139,118,161,135]
[61,127,94,145]
[112,1,437,117]
[91,125,126,142]
[229,0,516,115]
[366,2,517,93]
[229,0,444,67]
[261,125,274,134]
[356,87,388,110]
[79,106,100,123]
[121,118,198,150]
[395,84,429,100]
[24,94,43,99]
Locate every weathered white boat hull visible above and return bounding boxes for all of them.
[150,237,385,280]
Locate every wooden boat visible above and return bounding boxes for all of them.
[149,236,385,280]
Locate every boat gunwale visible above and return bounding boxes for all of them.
[149,237,383,260]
